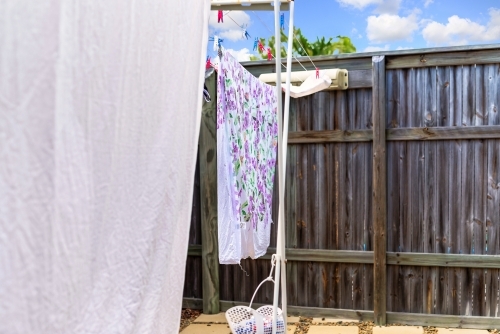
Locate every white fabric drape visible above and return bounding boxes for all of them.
[0,1,210,333]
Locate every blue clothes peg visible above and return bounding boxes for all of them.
[243,29,251,40]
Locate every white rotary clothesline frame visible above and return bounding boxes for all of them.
[211,1,293,333]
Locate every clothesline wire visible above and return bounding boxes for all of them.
[213,9,318,84]
[224,11,289,72]
[251,11,308,72]
[283,20,317,69]
[224,12,244,29]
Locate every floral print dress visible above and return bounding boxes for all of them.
[217,51,278,264]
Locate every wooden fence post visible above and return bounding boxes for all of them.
[199,73,220,314]
[372,55,387,325]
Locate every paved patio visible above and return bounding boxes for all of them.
[180,313,492,333]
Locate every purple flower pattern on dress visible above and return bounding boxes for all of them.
[217,51,278,230]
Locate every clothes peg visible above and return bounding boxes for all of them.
[280,13,285,30]
[316,67,319,79]
[213,35,219,51]
[253,38,259,51]
[267,48,272,61]
[203,84,211,103]
[206,56,212,70]
[258,40,265,53]
[210,35,223,51]
[243,29,251,40]
[218,10,223,23]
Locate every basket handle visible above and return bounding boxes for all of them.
[249,255,277,309]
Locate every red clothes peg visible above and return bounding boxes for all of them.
[206,56,212,70]
[267,48,272,61]
[218,10,223,23]
[316,67,319,79]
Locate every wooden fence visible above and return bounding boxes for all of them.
[183,44,500,329]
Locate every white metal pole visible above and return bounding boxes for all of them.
[272,0,282,333]
[280,0,294,324]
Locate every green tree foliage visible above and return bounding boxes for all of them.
[255,27,356,60]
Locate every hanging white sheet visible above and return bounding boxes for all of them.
[0,1,210,333]
[217,51,278,264]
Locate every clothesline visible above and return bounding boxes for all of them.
[251,11,314,70]
[209,9,320,77]
[211,2,293,333]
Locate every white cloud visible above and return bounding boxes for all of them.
[230,48,255,62]
[211,48,260,65]
[363,44,390,52]
[396,46,411,50]
[209,11,251,42]
[366,10,420,43]
[424,0,433,8]
[336,0,381,10]
[350,27,363,39]
[219,29,247,42]
[336,0,400,14]
[422,8,500,45]
[374,0,401,15]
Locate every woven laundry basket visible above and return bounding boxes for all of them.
[225,305,285,334]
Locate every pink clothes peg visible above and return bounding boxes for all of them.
[258,40,265,53]
[267,48,272,61]
[218,10,223,23]
[316,68,319,79]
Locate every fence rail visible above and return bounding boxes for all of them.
[184,45,500,329]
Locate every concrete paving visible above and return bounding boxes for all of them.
[286,316,301,324]
[181,324,231,334]
[193,313,228,323]
[436,329,489,334]
[312,317,359,324]
[373,325,423,334]
[182,313,493,333]
[307,325,359,334]
[181,321,296,333]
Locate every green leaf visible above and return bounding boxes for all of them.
[253,27,356,59]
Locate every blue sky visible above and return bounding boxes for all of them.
[208,0,500,61]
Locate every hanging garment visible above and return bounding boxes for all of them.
[0,1,210,333]
[217,51,278,265]
[285,73,332,98]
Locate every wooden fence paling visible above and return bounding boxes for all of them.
[372,55,387,325]
[199,73,220,314]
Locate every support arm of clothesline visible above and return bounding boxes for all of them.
[271,0,283,332]
[210,0,290,11]
[280,0,294,323]
[211,1,293,333]
[271,0,294,333]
